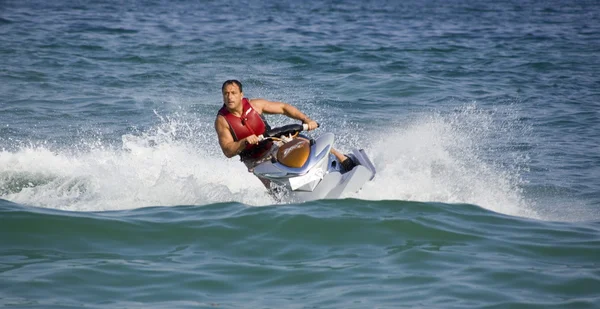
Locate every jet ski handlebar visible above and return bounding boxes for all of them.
[258,123,320,141]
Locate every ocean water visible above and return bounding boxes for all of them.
[1,0,599,308]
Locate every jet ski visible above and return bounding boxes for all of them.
[253,123,376,202]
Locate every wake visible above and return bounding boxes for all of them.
[0,104,555,221]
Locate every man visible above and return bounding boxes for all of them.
[214,80,356,186]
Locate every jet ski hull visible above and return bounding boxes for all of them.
[253,131,376,203]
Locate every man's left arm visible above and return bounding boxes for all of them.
[253,99,318,130]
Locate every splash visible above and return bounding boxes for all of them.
[0,112,273,211]
[349,104,538,219]
[0,104,538,218]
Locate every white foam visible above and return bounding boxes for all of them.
[0,104,537,218]
[0,115,273,211]
[347,104,538,219]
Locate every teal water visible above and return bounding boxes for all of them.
[1,0,600,308]
[3,200,600,308]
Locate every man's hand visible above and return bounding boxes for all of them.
[305,119,319,131]
[244,134,260,145]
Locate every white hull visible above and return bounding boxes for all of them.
[253,131,376,203]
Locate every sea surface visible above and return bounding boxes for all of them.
[1,0,599,308]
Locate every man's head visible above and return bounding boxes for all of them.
[222,80,244,111]
[222,80,242,93]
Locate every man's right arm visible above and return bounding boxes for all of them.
[215,116,262,158]
[215,116,248,158]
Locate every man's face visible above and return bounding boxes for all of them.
[222,84,243,110]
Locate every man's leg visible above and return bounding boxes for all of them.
[331,148,357,172]
[330,148,347,162]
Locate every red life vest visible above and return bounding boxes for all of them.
[218,98,271,159]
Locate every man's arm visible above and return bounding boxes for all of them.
[251,99,318,130]
[215,115,250,158]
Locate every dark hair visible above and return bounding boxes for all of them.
[222,80,242,93]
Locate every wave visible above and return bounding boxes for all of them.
[0,105,593,221]
[3,197,599,308]
[2,198,598,249]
